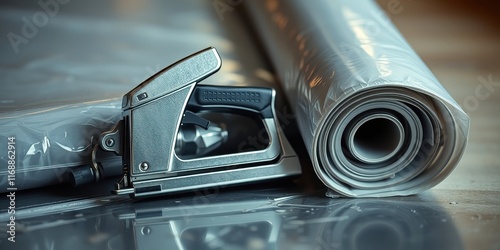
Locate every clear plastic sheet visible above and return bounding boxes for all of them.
[0,0,277,191]
[245,0,470,197]
[0,101,121,190]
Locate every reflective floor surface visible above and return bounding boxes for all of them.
[1,181,498,250]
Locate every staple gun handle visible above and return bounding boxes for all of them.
[188,85,274,118]
[122,47,221,110]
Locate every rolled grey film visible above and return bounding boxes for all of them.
[244,0,470,197]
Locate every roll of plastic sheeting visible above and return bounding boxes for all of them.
[245,0,470,197]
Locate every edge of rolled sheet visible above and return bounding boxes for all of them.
[244,0,470,197]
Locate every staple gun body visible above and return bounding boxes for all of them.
[93,47,301,197]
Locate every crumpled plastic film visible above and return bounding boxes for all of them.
[245,0,470,197]
[0,0,278,191]
[0,102,122,190]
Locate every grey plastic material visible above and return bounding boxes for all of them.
[0,0,284,192]
[347,113,405,164]
[245,0,470,197]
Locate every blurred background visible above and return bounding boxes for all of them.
[376,0,500,248]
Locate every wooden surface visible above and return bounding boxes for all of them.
[377,0,500,248]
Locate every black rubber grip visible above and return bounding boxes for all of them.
[68,165,95,187]
[187,85,274,118]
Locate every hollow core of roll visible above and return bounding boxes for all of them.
[349,115,405,164]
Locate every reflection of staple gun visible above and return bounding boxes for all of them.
[116,199,282,250]
[68,47,301,197]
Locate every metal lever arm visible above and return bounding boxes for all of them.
[122,47,222,110]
